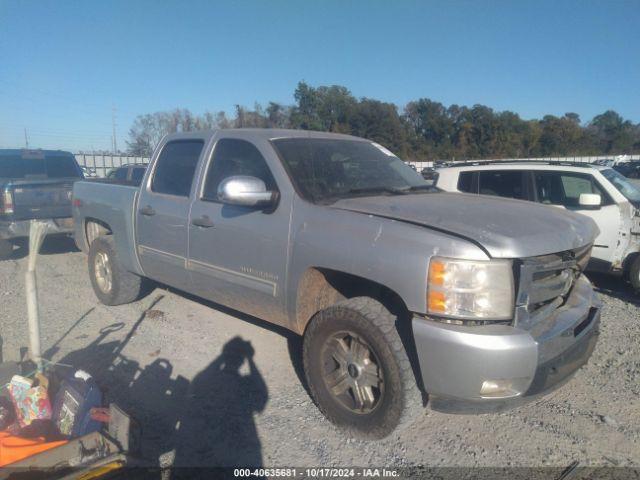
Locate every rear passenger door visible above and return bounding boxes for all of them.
[136,138,205,288]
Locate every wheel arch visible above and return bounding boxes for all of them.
[84,218,113,251]
[295,267,411,334]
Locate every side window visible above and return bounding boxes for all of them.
[535,172,611,207]
[478,170,527,200]
[131,167,146,185]
[114,168,128,181]
[457,172,475,193]
[202,139,277,200]
[151,140,204,197]
[534,172,565,205]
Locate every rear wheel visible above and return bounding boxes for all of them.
[0,240,13,259]
[88,235,143,305]
[630,256,640,293]
[303,297,423,439]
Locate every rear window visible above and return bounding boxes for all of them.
[457,172,475,193]
[0,154,81,179]
[478,170,527,200]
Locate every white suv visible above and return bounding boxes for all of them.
[436,161,640,291]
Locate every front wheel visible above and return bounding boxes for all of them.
[88,235,144,305]
[303,297,423,439]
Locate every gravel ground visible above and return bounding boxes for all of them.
[0,236,638,472]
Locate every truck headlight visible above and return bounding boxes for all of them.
[427,257,514,321]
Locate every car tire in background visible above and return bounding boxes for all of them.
[303,297,423,439]
[630,256,640,293]
[88,235,144,305]
[0,240,13,259]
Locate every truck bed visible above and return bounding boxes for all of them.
[72,180,142,275]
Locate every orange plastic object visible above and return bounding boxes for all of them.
[0,430,68,466]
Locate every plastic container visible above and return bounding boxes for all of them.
[51,371,102,438]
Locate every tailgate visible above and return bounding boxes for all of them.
[8,179,76,220]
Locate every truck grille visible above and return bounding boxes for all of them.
[514,244,592,329]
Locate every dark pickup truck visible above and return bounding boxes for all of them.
[0,149,83,257]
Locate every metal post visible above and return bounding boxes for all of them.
[26,220,48,371]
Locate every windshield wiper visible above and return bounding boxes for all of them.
[346,186,409,196]
[406,184,439,192]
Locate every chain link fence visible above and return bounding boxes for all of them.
[74,153,150,177]
[407,154,640,171]
[72,152,640,178]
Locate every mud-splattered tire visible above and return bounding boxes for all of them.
[303,297,423,439]
[0,240,12,259]
[88,235,143,305]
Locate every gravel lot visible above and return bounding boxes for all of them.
[0,236,638,472]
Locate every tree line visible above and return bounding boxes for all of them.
[127,81,640,160]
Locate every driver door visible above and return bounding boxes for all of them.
[187,135,291,325]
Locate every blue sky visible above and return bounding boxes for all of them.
[1,0,639,151]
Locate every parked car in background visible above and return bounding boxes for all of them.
[80,165,99,178]
[613,160,640,179]
[592,159,615,168]
[73,129,600,438]
[0,149,83,258]
[436,160,640,291]
[420,167,439,185]
[105,164,148,186]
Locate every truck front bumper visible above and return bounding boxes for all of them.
[412,274,601,413]
[0,218,75,240]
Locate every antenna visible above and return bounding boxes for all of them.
[24,127,29,148]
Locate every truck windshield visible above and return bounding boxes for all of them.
[272,138,433,203]
[601,168,640,205]
[0,154,81,179]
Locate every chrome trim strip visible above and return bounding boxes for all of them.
[137,245,278,297]
[138,245,187,268]
[187,258,277,297]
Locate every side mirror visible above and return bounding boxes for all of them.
[579,193,602,210]
[217,176,276,208]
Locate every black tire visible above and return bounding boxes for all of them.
[303,297,423,439]
[88,235,143,305]
[0,240,12,259]
[630,255,640,293]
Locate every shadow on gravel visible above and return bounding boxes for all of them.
[2,235,79,261]
[588,272,639,306]
[52,298,268,477]
[155,285,311,397]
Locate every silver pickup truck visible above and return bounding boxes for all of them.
[73,129,601,438]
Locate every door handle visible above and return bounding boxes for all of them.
[139,205,156,216]
[192,215,214,228]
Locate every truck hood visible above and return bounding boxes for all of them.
[332,192,599,259]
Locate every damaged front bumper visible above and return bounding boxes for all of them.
[412,274,601,413]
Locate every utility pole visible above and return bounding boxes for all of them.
[111,104,118,153]
[24,127,29,148]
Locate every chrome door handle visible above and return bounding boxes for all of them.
[192,215,214,228]
[139,205,156,216]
